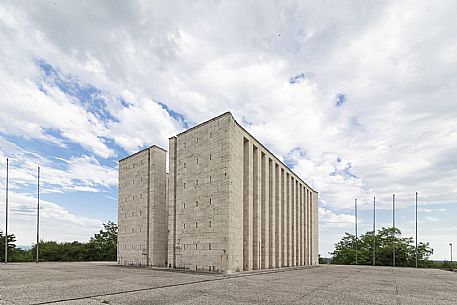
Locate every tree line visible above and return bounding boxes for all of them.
[330,227,454,268]
[0,221,117,262]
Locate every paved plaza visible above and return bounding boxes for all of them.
[1,262,456,304]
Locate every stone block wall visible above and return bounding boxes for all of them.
[118,146,167,266]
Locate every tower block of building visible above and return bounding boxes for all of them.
[118,146,168,266]
[118,112,318,273]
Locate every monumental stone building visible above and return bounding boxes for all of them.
[118,112,318,273]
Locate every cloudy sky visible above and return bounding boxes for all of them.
[0,0,456,260]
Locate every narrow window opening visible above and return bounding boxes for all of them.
[183,203,186,209]
[184,183,186,189]
[196,200,198,207]
[196,179,198,186]
[195,244,198,250]
[184,163,186,168]
[183,223,186,229]
[209,243,212,250]
[209,198,212,205]
[195,222,198,228]
[196,137,199,143]
[210,154,212,160]
[209,176,212,183]
[209,221,212,227]
[196,158,199,164]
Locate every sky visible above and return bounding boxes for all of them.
[0,0,456,260]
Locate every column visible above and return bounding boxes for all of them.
[281,169,285,267]
[269,159,275,269]
[167,137,177,268]
[304,188,309,265]
[291,177,295,266]
[309,190,314,265]
[312,192,319,265]
[261,152,269,269]
[275,164,281,268]
[252,145,260,270]
[242,139,253,271]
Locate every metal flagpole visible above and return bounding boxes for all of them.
[4,158,8,264]
[373,196,376,266]
[415,192,418,268]
[393,194,396,267]
[450,243,453,267]
[36,166,40,263]
[355,198,358,265]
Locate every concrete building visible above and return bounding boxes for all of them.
[118,112,318,273]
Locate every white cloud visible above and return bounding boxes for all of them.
[0,138,117,193]
[319,208,355,228]
[0,190,102,245]
[425,216,439,222]
[0,0,456,259]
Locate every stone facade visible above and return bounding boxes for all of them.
[118,146,168,266]
[118,112,318,273]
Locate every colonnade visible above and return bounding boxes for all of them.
[243,138,314,270]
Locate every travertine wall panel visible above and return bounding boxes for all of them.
[118,146,167,266]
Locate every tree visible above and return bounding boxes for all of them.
[330,227,433,267]
[0,230,17,262]
[88,221,118,261]
[0,222,118,262]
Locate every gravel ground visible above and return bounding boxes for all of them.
[0,262,456,305]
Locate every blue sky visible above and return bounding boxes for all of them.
[0,0,456,260]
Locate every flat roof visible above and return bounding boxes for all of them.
[170,111,232,139]
[118,145,167,162]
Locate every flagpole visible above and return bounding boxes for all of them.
[373,196,376,266]
[4,158,8,264]
[393,194,396,267]
[415,192,418,268]
[355,198,358,265]
[36,166,40,263]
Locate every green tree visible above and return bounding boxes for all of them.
[330,227,433,267]
[88,221,118,261]
[0,230,17,262]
